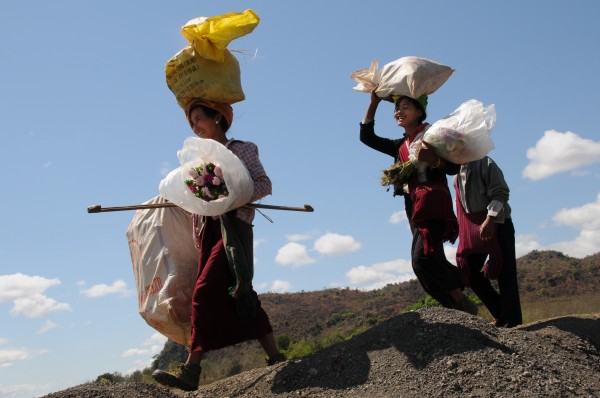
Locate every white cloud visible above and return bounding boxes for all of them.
[548,193,600,257]
[313,233,361,256]
[285,233,314,242]
[275,242,315,267]
[144,332,168,347]
[79,279,130,298]
[523,130,600,180]
[553,193,600,230]
[0,273,61,302]
[0,348,49,368]
[121,348,152,357]
[0,273,71,318]
[37,320,58,335]
[253,238,267,248]
[346,258,414,290]
[122,332,166,358]
[12,295,71,318]
[515,234,543,258]
[270,280,292,293]
[126,358,155,374]
[254,238,268,266]
[0,349,29,368]
[0,338,7,345]
[0,383,39,396]
[389,211,406,224]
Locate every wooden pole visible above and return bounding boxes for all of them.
[87,202,314,213]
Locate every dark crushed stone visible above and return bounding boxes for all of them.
[39,381,185,398]
[40,308,600,398]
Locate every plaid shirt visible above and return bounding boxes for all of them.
[226,139,272,224]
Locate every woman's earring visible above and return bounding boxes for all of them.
[216,120,220,125]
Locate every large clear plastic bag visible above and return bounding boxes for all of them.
[424,99,496,164]
[126,196,198,346]
[351,56,455,101]
[159,137,254,216]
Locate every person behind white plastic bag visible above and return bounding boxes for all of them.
[359,89,477,314]
[454,156,522,328]
[152,99,285,391]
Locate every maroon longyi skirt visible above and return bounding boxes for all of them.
[189,216,273,353]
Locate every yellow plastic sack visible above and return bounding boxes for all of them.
[165,9,260,108]
[182,10,260,63]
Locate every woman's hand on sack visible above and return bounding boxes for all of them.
[415,142,439,164]
[370,87,382,105]
[364,86,382,122]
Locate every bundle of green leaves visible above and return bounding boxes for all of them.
[381,160,415,188]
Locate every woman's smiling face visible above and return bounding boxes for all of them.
[394,97,422,129]
[189,107,222,140]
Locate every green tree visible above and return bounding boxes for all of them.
[404,295,442,311]
[95,372,125,383]
[276,333,291,351]
[151,340,187,371]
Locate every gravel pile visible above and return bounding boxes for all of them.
[40,307,600,398]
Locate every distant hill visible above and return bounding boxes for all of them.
[261,250,600,341]
[260,279,424,341]
[517,250,600,299]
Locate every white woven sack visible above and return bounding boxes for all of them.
[126,196,198,346]
[352,56,454,100]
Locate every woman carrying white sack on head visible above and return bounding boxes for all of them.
[354,57,470,312]
[353,56,495,313]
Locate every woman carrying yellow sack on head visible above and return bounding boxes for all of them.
[152,10,284,392]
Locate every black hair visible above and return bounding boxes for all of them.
[394,96,427,124]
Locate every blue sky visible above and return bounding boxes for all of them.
[1,1,600,397]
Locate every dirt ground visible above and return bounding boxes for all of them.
[40,307,600,398]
